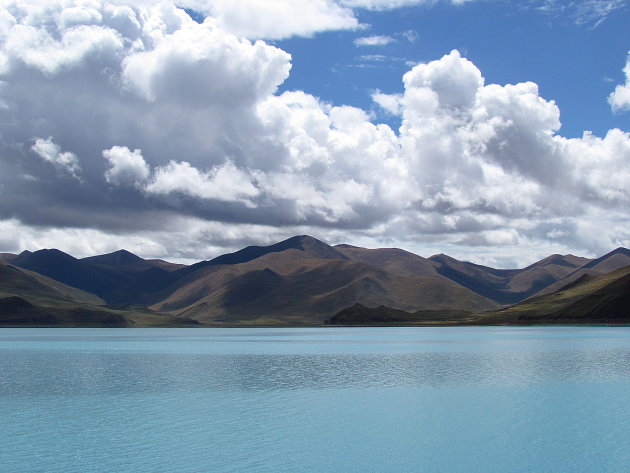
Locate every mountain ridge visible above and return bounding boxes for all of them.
[3,237,629,326]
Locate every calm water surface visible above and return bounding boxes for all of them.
[1,327,630,472]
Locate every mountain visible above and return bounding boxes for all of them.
[11,248,183,305]
[535,247,630,297]
[82,249,185,271]
[0,259,198,327]
[334,245,440,278]
[479,264,630,324]
[580,247,630,272]
[179,235,348,277]
[0,259,104,306]
[12,249,122,299]
[0,253,17,263]
[82,249,147,267]
[150,239,499,324]
[429,253,590,304]
[3,238,629,326]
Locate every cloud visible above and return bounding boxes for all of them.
[535,0,627,28]
[340,0,470,10]
[609,52,630,112]
[103,146,150,187]
[31,137,81,179]
[401,30,418,42]
[121,17,291,105]
[0,1,629,267]
[183,0,359,39]
[354,35,395,46]
[144,160,259,205]
[358,54,388,61]
[371,90,403,115]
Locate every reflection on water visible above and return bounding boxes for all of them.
[3,348,630,396]
[1,327,630,473]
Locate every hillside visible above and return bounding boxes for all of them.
[325,303,472,325]
[534,248,630,297]
[150,239,499,324]
[0,260,104,306]
[11,248,182,305]
[335,245,441,278]
[429,253,590,304]
[0,260,197,327]
[478,264,630,324]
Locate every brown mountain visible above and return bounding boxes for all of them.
[0,253,17,263]
[4,237,628,326]
[334,244,440,278]
[535,248,630,297]
[149,237,499,324]
[479,264,630,324]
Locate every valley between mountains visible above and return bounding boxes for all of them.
[1,236,629,326]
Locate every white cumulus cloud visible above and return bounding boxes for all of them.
[103,146,150,187]
[145,160,259,205]
[609,51,630,112]
[31,137,81,179]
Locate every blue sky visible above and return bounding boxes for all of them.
[275,1,629,138]
[0,0,629,267]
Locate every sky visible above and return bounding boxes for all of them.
[0,0,629,268]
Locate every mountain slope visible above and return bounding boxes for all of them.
[429,253,589,304]
[479,265,630,324]
[82,249,147,267]
[0,253,17,263]
[11,249,123,299]
[0,260,104,306]
[335,245,440,278]
[535,247,630,297]
[179,235,348,276]
[0,296,130,326]
[151,254,499,324]
[12,248,183,305]
[325,303,472,325]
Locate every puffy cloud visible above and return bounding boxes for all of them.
[403,50,482,111]
[372,90,402,115]
[0,1,629,267]
[145,160,259,205]
[185,0,358,40]
[354,35,395,47]
[4,22,123,75]
[121,18,291,105]
[103,146,150,186]
[609,52,630,112]
[31,137,81,179]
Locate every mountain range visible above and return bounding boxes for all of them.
[1,235,629,326]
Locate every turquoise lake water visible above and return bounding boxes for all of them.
[1,326,630,472]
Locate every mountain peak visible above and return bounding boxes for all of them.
[15,248,77,264]
[83,249,145,266]
[335,244,360,249]
[580,247,630,271]
[201,235,348,267]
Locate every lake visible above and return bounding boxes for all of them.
[1,327,630,472]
